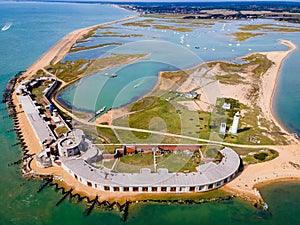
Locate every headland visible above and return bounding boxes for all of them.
[5,12,300,209]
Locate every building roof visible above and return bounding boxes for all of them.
[62,147,240,187]
[18,95,55,145]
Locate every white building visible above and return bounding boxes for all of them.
[230,112,240,134]
[222,102,231,110]
[219,122,226,134]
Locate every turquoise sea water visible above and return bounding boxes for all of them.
[1,2,300,225]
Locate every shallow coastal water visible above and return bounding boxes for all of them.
[1,2,300,225]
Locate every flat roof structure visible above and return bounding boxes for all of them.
[18,95,55,145]
[61,147,240,193]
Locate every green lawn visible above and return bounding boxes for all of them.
[96,127,120,144]
[31,85,46,104]
[128,96,182,136]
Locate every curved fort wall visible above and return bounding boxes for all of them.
[61,147,240,194]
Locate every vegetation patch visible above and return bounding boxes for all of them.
[239,23,300,32]
[153,24,193,32]
[241,149,279,164]
[31,85,47,104]
[215,73,246,85]
[46,53,147,83]
[244,53,273,78]
[128,96,182,135]
[122,21,151,27]
[229,32,265,41]
[96,127,120,144]
[70,42,122,53]
[82,53,147,77]
[54,126,69,137]
[46,59,88,83]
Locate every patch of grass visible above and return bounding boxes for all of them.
[82,53,147,77]
[127,96,182,136]
[254,152,268,161]
[47,53,147,83]
[157,151,201,172]
[33,69,47,78]
[103,160,116,170]
[229,32,265,41]
[70,42,122,53]
[31,85,46,104]
[239,23,300,33]
[244,54,273,78]
[96,127,120,144]
[122,21,151,27]
[54,126,69,137]
[215,73,246,85]
[101,34,143,38]
[100,31,119,35]
[121,153,154,166]
[242,149,279,164]
[153,24,193,32]
[46,59,88,83]
[239,24,274,31]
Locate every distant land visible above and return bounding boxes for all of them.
[118,1,300,23]
[13,0,300,23]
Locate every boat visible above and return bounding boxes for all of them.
[1,22,12,31]
[103,73,117,78]
[96,106,106,115]
[134,81,143,88]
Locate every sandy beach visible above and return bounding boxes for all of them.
[222,144,300,203]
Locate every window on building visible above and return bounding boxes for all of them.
[189,186,195,192]
[133,187,139,192]
[170,187,176,192]
[104,186,110,191]
[198,186,203,191]
[152,187,158,192]
[142,187,148,192]
[208,184,213,189]
[161,187,167,192]
[87,181,92,187]
[113,187,120,192]
[123,187,129,192]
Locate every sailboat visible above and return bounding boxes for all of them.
[1,22,12,31]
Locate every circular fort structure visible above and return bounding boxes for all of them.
[60,141,241,194]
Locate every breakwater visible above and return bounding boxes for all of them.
[35,177,238,222]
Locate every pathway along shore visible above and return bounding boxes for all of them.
[11,14,300,206]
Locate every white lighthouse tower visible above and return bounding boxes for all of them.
[230,111,240,134]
